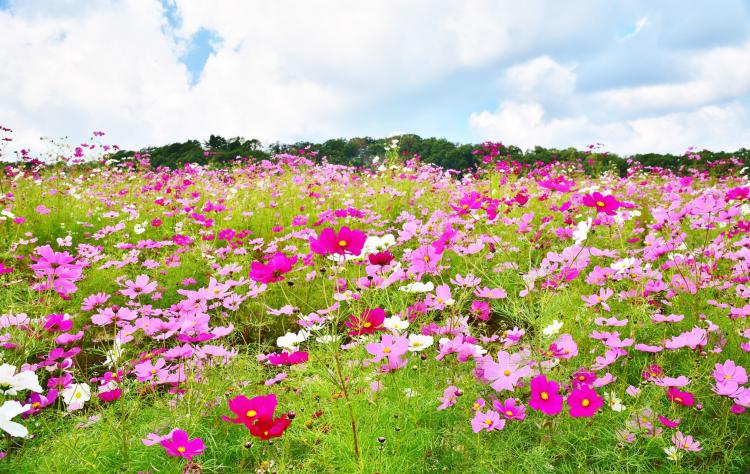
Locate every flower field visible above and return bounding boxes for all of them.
[0,144,749,473]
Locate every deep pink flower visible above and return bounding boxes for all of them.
[493,398,526,421]
[222,394,277,428]
[529,375,563,416]
[567,386,603,417]
[666,388,695,407]
[248,414,292,440]
[345,308,386,336]
[582,192,621,215]
[249,252,298,283]
[159,429,205,461]
[267,351,308,366]
[310,226,366,256]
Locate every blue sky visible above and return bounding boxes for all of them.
[1,0,749,154]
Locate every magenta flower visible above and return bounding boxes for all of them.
[666,388,695,407]
[567,386,603,417]
[310,226,366,256]
[493,398,526,421]
[471,410,505,433]
[221,394,277,429]
[159,429,205,461]
[582,192,621,215]
[529,375,563,416]
[249,252,298,283]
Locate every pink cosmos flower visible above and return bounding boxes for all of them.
[409,244,442,275]
[310,226,366,256]
[159,429,205,461]
[493,398,526,421]
[473,286,507,299]
[366,333,409,365]
[582,288,614,311]
[437,385,461,410]
[672,431,702,452]
[471,410,505,433]
[120,275,157,299]
[482,351,530,392]
[547,333,578,359]
[582,192,621,215]
[567,386,603,417]
[249,252,298,283]
[713,359,747,385]
[529,375,563,416]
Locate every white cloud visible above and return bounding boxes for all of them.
[0,0,749,155]
[470,46,750,154]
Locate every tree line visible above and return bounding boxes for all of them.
[105,134,750,175]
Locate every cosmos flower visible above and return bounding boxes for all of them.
[529,375,563,416]
[159,429,205,461]
[567,386,604,417]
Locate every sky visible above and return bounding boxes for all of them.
[1,0,750,156]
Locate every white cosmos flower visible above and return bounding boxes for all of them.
[604,391,626,412]
[0,364,43,395]
[398,281,434,293]
[383,315,409,332]
[610,258,636,273]
[0,401,31,437]
[407,334,434,352]
[542,320,563,336]
[61,383,91,410]
[573,218,592,244]
[277,330,309,351]
[315,335,339,344]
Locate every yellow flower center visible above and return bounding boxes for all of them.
[150,369,156,374]
[177,447,186,453]
[75,392,82,398]
[674,397,682,403]
[596,201,605,207]
[338,240,347,247]
[578,375,585,381]
[503,369,511,376]
[383,347,391,354]
[363,322,372,328]
[423,255,430,262]
[505,410,513,416]
[484,418,492,425]
[31,402,41,408]
[246,410,257,418]
[540,392,549,400]
[581,399,590,407]
[724,374,732,379]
